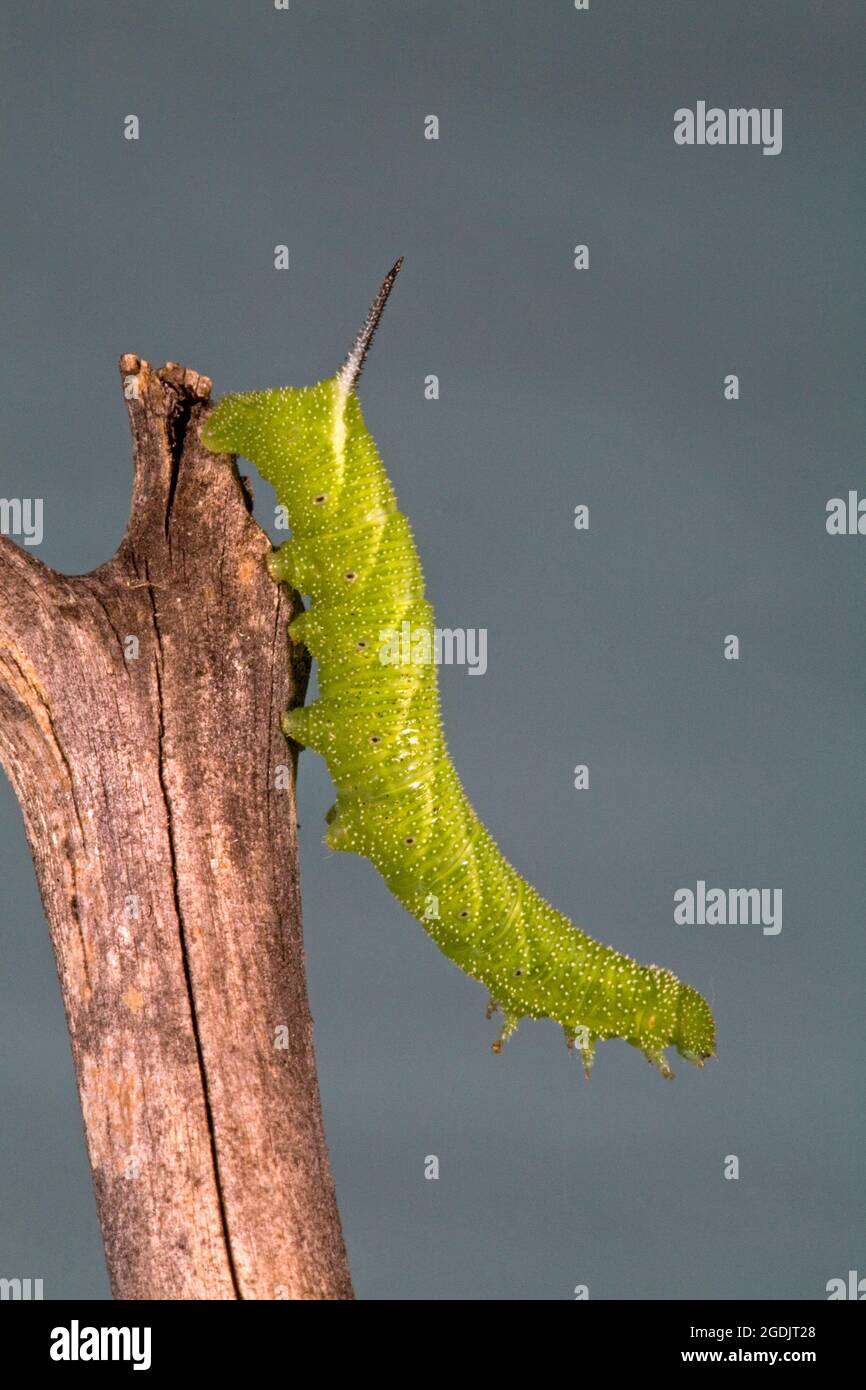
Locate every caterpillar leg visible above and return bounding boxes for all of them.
[490,1008,520,1054]
[324,801,351,852]
[678,1047,706,1069]
[267,542,297,586]
[564,1025,597,1081]
[643,1047,675,1080]
[280,701,333,754]
[280,707,309,747]
[287,610,311,645]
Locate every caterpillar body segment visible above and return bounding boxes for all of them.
[201,264,716,1080]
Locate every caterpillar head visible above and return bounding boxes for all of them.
[674,983,716,1067]
[201,386,316,468]
[201,259,403,492]
[201,390,272,457]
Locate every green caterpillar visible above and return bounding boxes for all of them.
[201,261,716,1080]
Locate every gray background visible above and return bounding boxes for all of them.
[1,0,863,1301]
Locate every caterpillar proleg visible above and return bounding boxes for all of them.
[201,263,716,1080]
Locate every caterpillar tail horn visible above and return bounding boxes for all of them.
[336,257,404,395]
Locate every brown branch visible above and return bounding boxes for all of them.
[0,357,352,1300]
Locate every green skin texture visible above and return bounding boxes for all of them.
[201,378,716,1079]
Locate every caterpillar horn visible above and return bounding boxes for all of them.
[336,257,404,396]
